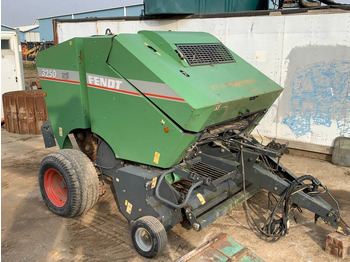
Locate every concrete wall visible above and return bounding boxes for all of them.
[55,11,350,150]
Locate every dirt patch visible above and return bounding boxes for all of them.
[2,129,350,261]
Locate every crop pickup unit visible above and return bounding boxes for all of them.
[37,31,350,258]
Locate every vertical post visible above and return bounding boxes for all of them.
[124,6,127,16]
[14,28,25,90]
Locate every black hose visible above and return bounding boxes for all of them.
[257,175,331,241]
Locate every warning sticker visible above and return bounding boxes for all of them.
[197,193,206,205]
[153,151,160,164]
[126,202,133,214]
[151,177,158,189]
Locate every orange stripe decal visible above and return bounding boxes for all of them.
[143,93,186,102]
[39,76,80,84]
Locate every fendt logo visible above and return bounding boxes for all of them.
[87,75,123,90]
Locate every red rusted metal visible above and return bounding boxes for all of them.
[53,19,58,45]
[326,232,350,259]
[2,90,48,135]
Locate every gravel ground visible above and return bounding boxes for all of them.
[2,128,350,261]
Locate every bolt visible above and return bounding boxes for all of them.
[327,212,333,217]
[198,151,202,154]
[220,149,225,153]
[274,187,278,191]
[193,223,200,231]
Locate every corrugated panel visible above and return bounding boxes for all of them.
[144,0,269,15]
[2,90,48,135]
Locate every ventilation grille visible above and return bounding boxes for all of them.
[176,44,235,66]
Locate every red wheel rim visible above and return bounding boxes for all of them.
[43,168,67,207]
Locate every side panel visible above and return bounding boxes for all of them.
[83,37,199,168]
[36,38,90,148]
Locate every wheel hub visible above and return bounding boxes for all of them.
[43,168,67,207]
[135,227,152,252]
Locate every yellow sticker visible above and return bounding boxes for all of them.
[69,41,72,46]
[151,177,158,189]
[124,200,128,206]
[116,178,119,182]
[197,193,206,205]
[126,202,133,214]
[153,151,160,164]
[59,127,63,137]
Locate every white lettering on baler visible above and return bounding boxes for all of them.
[87,75,122,90]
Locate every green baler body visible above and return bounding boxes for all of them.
[36,31,282,168]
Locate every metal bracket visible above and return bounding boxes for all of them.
[41,120,56,148]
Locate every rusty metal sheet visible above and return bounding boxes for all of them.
[2,90,47,135]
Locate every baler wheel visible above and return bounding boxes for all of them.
[39,149,99,217]
[131,216,167,258]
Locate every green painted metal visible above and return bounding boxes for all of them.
[36,38,90,148]
[144,0,269,15]
[165,173,183,184]
[37,31,282,168]
[175,233,264,262]
[109,31,282,132]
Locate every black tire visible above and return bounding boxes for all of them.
[131,216,168,258]
[39,149,99,217]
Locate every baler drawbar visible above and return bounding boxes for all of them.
[36,30,349,258]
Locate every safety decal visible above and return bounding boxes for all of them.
[153,151,160,164]
[126,202,133,214]
[197,193,206,205]
[151,177,158,189]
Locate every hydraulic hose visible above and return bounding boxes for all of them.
[155,168,204,209]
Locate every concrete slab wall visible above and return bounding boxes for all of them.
[55,11,350,150]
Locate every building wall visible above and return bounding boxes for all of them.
[1,26,26,41]
[55,12,350,150]
[24,31,40,42]
[39,15,72,42]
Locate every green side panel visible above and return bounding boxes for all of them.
[144,0,269,15]
[108,31,282,132]
[36,38,90,148]
[82,37,199,168]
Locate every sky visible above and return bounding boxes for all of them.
[1,0,349,27]
[1,0,142,27]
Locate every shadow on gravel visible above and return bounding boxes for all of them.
[67,178,196,261]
